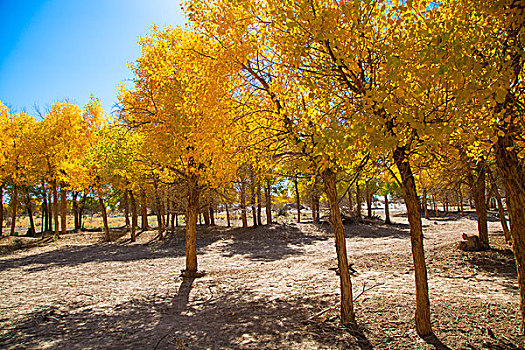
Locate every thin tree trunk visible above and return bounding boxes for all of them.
[98,195,110,241]
[202,202,211,226]
[10,184,18,236]
[123,191,130,230]
[495,134,525,334]
[356,183,362,218]
[141,189,149,230]
[312,194,318,223]
[175,212,179,227]
[78,193,86,230]
[265,178,272,224]
[348,188,354,215]
[184,178,200,276]
[27,193,35,236]
[257,181,262,226]
[433,195,438,217]
[393,146,432,336]
[60,186,67,235]
[47,190,53,232]
[488,171,511,243]
[41,184,47,235]
[294,177,301,223]
[209,205,215,226]
[240,180,248,228]
[130,191,137,242]
[385,195,391,225]
[250,172,257,227]
[0,184,4,236]
[72,192,79,231]
[471,162,489,250]
[52,180,59,236]
[423,188,429,219]
[226,203,231,227]
[366,188,372,218]
[322,168,355,326]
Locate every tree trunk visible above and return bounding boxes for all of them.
[98,195,110,241]
[495,134,525,333]
[184,179,200,276]
[226,203,231,227]
[393,146,432,336]
[166,192,171,231]
[52,180,59,236]
[312,194,318,223]
[265,178,272,224]
[123,191,130,230]
[250,173,257,227]
[41,183,47,235]
[0,184,4,236]
[10,184,18,236]
[356,184,362,218]
[209,205,215,226]
[60,186,67,235]
[27,193,35,236]
[433,195,438,217]
[202,202,211,226]
[130,191,137,242]
[385,195,391,225]
[422,188,429,219]
[240,180,248,228]
[322,168,355,325]
[47,190,53,232]
[348,188,354,215]
[366,187,372,218]
[294,177,301,223]
[470,162,489,250]
[257,181,262,226]
[488,171,511,244]
[154,183,165,236]
[78,193,86,230]
[72,192,79,231]
[141,189,149,230]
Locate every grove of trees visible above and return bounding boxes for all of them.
[1,0,523,337]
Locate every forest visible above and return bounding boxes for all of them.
[1,0,524,348]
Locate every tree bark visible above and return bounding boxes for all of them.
[10,184,18,236]
[294,177,301,223]
[47,190,53,232]
[130,191,137,242]
[322,168,356,326]
[123,191,130,230]
[356,183,362,218]
[0,184,4,236]
[141,189,149,230]
[250,173,257,227]
[488,172,511,243]
[78,193,86,230]
[366,187,372,218]
[422,188,429,219]
[495,134,525,333]
[393,146,432,336]
[26,193,35,236]
[385,195,391,225]
[72,191,79,231]
[469,161,489,250]
[60,186,67,235]
[348,188,354,215]
[240,180,248,228]
[98,195,110,241]
[265,178,272,225]
[52,180,59,236]
[226,203,231,227]
[209,205,215,226]
[184,178,200,276]
[41,183,47,235]
[257,181,262,226]
[202,202,211,226]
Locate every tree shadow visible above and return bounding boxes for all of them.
[220,224,328,262]
[0,282,372,350]
[463,247,517,293]
[421,333,453,350]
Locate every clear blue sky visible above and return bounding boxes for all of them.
[0,0,186,115]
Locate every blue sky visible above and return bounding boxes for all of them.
[0,0,186,115]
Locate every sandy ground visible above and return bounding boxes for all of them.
[0,208,522,349]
